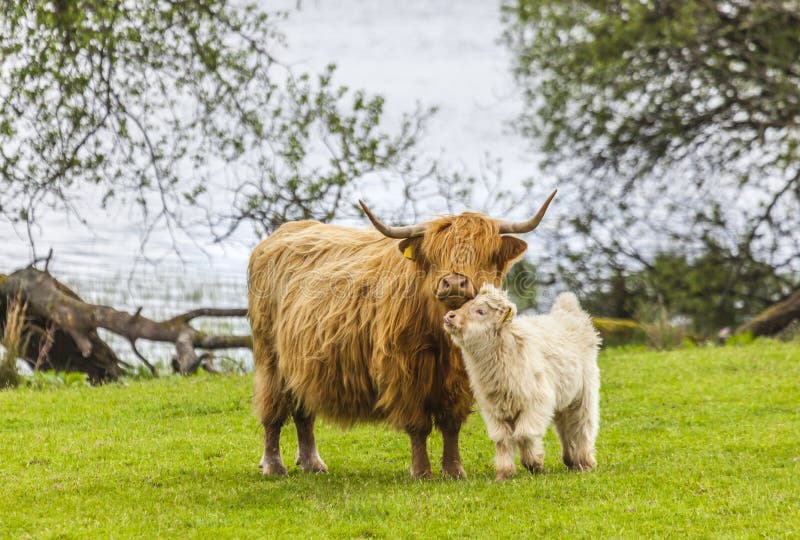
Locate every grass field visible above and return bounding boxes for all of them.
[1,341,799,538]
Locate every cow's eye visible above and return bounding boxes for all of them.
[476,308,486,316]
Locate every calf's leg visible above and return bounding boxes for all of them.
[486,418,516,480]
[293,409,327,473]
[494,437,516,481]
[513,403,554,475]
[553,397,598,472]
[517,434,545,473]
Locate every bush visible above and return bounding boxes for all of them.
[635,301,689,351]
[580,246,791,338]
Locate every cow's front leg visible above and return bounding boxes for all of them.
[405,424,433,479]
[434,363,471,479]
[436,415,467,479]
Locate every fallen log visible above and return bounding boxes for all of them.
[735,289,800,338]
[0,266,251,381]
[592,317,645,347]
[1,271,126,382]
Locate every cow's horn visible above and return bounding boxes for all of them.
[497,189,557,235]
[358,200,427,239]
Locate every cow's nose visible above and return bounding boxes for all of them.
[444,275,466,290]
[445,311,456,320]
[437,273,474,299]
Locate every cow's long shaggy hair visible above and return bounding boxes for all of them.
[444,285,601,480]
[248,214,528,476]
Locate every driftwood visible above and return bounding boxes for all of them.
[0,266,251,382]
[736,289,800,338]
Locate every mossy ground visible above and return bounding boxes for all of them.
[1,341,798,538]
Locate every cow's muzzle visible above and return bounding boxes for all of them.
[435,273,475,309]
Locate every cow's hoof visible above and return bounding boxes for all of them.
[261,461,288,476]
[297,454,328,474]
[441,462,467,479]
[410,467,433,480]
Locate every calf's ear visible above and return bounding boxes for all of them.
[497,236,528,266]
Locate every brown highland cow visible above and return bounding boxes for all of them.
[247,190,556,478]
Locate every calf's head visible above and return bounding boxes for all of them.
[443,284,516,346]
[360,190,556,310]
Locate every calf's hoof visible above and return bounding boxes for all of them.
[523,460,544,474]
[568,461,596,472]
[564,453,596,472]
[494,467,516,482]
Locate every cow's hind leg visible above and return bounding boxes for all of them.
[293,409,327,473]
[260,416,289,476]
[253,342,291,476]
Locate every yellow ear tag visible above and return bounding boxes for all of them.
[504,309,513,322]
[403,245,415,260]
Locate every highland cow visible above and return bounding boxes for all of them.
[444,285,601,480]
[247,191,556,478]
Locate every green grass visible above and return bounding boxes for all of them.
[2,341,799,539]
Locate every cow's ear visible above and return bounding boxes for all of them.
[398,237,423,261]
[498,236,527,265]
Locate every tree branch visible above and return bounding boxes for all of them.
[1,267,251,378]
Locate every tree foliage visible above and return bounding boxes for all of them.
[504,259,540,312]
[503,0,800,323]
[0,1,428,251]
[579,244,791,334]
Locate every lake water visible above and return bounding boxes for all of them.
[1,0,550,370]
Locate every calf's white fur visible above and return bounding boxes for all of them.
[444,285,601,480]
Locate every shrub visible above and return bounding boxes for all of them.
[635,301,688,351]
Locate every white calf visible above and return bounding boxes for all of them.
[444,285,601,480]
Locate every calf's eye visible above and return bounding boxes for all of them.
[476,309,486,316]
